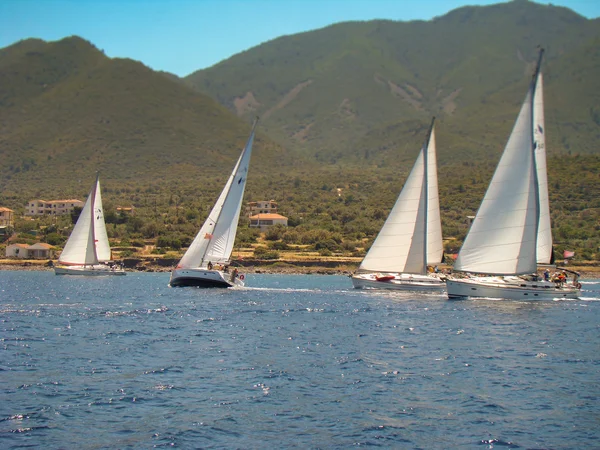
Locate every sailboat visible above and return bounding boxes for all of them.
[54,173,125,276]
[169,119,258,288]
[446,49,580,300]
[351,117,446,291]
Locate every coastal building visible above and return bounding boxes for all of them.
[5,243,54,259]
[25,199,84,216]
[6,243,30,258]
[28,243,55,259]
[0,207,14,227]
[249,213,288,231]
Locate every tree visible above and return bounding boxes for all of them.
[70,206,83,224]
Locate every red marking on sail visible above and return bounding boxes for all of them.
[204,233,213,239]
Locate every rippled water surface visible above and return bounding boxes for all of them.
[1,271,599,449]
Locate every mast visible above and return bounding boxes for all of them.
[421,117,435,275]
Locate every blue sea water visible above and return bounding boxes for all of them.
[1,271,599,449]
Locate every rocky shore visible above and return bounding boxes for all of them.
[0,258,358,275]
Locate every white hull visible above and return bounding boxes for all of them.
[351,272,446,292]
[54,265,126,276]
[170,268,245,288]
[446,276,580,300]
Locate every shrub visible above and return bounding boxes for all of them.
[44,232,65,246]
[254,246,280,260]
[269,241,289,250]
[314,239,340,252]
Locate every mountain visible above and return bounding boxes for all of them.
[186,0,600,165]
[0,36,291,200]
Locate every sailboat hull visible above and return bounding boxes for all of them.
[351,273,446,292]
[169,268,244,288]
[446,277,580,300]
[54,265,126,276]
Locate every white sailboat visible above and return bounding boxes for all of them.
[446,49,580,300]
[351,117,446,291]
[54,173,125,276]
[169,119,257,288]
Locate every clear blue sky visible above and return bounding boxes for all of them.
[1,0,598,77]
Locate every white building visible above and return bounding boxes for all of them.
[5,244,30,258]
[247,200,278,217]
[25,199,84,216]
[0,207,14,226]
[249,213,288,231]
[5,243,54,259]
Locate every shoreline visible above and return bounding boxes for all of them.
[1,259,599,279]
[0,259,357,275]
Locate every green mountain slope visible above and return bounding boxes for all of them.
[0,36,291,199]
[186,0,600,163]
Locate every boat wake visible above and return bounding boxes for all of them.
[240,286,347,294]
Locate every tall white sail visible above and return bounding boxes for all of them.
[359,121,441,274]
[533,73,553,264]
[93,179,111,262]
[454,89,538,275]
[177,121,256,269]
[58,176,99,266]
[425,128,444,265]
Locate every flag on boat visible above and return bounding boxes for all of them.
[563,250,575,259]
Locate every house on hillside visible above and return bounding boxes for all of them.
[6,244,30,258]
[246,200,278,216]
[249,213,288,231]
[5,243,54,259]
[0,207,14,227]
[25,199,84,216]
[28,243,55,259]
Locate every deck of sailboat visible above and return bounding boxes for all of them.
[446,276,580,300]
[54,265,126,276]
[352,272,446,291]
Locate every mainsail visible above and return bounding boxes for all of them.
[358,119,443,274]
[177,120,257,269]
